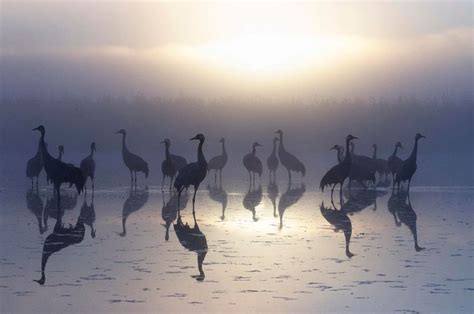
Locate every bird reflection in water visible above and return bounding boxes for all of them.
[119,187,149,237]
[277,182,305,229]
[174,212,208,281]
[388,191,425,252]
[43,191,78,231]
[320,202,354,258]
[162,191,188,241]
[207,182,228,221]
[34,199,91,285]
[243,184,263,222]
[267,181,279,218]
[26,187,47,234]
[80,192,96,238]
[341,188,385,214]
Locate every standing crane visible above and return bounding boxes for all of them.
[320,202,354,258]
[80,142,96,191]
[320,135,358,201]
[174,134,207,214]
[243,142,263,185]
[388,142,403,185]
[26,140,43,187]
[266,137,279,182]
[395,133,426,192]
[275,130,305,182]
[207,138,228,183]
[331,145,375,189]
[115,129,149,185]
[32,125,85,211]
[161,138,187,191]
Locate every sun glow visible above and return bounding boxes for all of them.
[166,33,364,77]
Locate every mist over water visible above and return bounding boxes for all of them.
[1,95,472,187]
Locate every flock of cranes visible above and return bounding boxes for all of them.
[27,125,425,214]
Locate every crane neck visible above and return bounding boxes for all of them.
[197,139,206,165]
[409,138,420,161]
[221,141,227,157]
[252,145,257,155]
[89,146,94,158]
[278,133,285,152]
[164,143,171,160]
[121,133,128,154]
[337,147,344,163]
[372,146,377,159]
[271,140,277,155]
[391,145,399,157]
[57,149,63,161]
[344,139,352,164]
[350,143,354,154]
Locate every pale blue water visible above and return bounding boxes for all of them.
[0,176,472,313]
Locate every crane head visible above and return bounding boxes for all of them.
[372,144,377,149]
[415,133,426,140]
[330,144,340,151]
[115,129,126,135]
[190,134,205,142]
[253,142,262,148]
[275,129,283,135]
[346,134,358,142]
[219,138,225,143]
[161,138,171,145]
[32,125,45,134]
[396,142,403,149]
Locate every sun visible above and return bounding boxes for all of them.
[169,33,361,78]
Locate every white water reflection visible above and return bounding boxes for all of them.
[0,181,473,312]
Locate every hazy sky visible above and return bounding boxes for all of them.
[1,1,473,99]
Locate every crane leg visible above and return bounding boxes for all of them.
[248,171,251,184]
[288,170,291,183]
[192,185,198,214]
[214,170,217,184]
[407,179,411,192]
[339,182,343,203]
[219,169,222,184]
[330,184,335,202]
[177,187,183,218]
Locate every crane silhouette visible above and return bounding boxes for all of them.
[174,212,208,281]
[119,187,149,237]
[80,142,96,191]
[331,145,375,190]
[33,125,85,211]
[320,202,354,258]
[115,129,149,185]
[161,138,187,191]
[80,194,96,239]
[388,142,404,186]
[26,188,47,234]
[267,181,279,218]
[174,134,207,214]
[266,137,279,182]
[243,184,263,222]
[320,135,358,201]
[395,133,426,192]
[207,138,228,184]
[277,182,305,229]
[26,140,43,188]
[162,191,188,241]
[389,191,425,251]
[275,130,305,182]
[207,182,228,221]
[243,142,263,185]
[34,204,87,285]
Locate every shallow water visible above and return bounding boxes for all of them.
[0,179,473,313]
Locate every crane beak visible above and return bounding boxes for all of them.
[190,136,198,140]
[353,136,359,140]
[160,140,165,144]
[421,135,426,138]
[114,130,120,134]
[32,127,39,131]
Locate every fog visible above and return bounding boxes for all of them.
[0,1,473,187]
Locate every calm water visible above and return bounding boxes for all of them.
[0,179,473,313]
